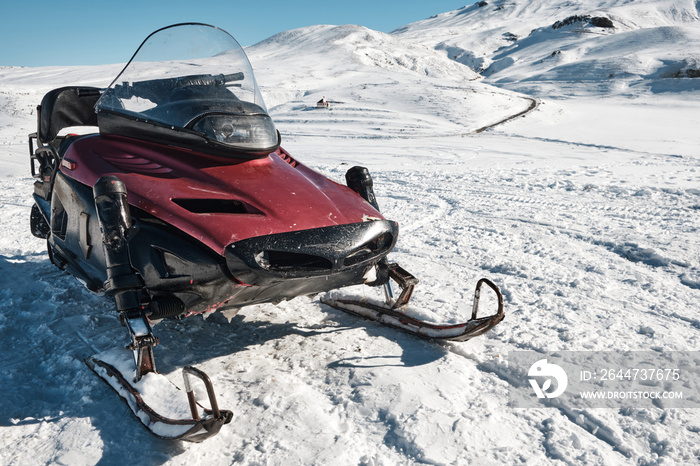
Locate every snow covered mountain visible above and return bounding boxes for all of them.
[1,1,700,465]
[245,24,530,138]
[393,0,700,94]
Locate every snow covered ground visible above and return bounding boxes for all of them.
[2,1,700,465]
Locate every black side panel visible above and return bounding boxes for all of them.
[49,173,107,291]
[127,218,234,313]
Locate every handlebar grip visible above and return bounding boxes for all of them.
[222,72,244,82]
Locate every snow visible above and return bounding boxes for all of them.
[2,1,700,464]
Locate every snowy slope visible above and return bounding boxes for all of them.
[393,0,700,95]
[246,24,531,138]
[1,3,700,465]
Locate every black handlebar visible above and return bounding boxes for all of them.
[174,72,244,88]
[111,72,244,101]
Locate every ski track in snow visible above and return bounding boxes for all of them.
[2,5,700,464]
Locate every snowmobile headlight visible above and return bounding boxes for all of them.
[191,114,278,151]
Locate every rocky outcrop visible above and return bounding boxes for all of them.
[552,15,614,30]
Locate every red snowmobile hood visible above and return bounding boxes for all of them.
[61,135,384,255]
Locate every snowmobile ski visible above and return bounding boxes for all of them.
[322,267,504,342]
[86,348,233,442]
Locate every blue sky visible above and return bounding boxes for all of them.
[2,1,472,67]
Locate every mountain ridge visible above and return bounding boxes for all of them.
[391,0,700,95]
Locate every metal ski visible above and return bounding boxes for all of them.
[86,349,232,442]
[321,264,505,342]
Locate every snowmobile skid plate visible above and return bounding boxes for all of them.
[322,269,505,342]
[85,348,233,442]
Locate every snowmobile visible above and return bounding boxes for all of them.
[28,23,504,441]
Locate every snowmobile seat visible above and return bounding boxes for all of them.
[37,86,101,147]
[30,87,101,201]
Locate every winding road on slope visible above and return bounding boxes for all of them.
[473,96,539,134]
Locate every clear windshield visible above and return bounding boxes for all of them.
[96,23,278,153]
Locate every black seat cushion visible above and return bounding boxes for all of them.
[39,87,101,145]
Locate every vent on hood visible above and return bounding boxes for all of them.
[100,153,174,176]
[278,151,298,168]
[172,198,262,215]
